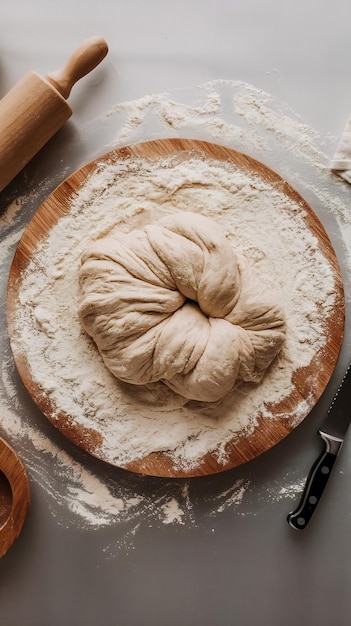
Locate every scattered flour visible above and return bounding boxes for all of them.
[0,80,350,548]
[161,498,185,525]
[209,479,250,515]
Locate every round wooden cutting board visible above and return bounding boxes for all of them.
[6,139,345,478]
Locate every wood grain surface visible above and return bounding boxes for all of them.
[6,139,345,477]
[0,438,30,557]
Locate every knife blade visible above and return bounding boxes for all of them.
[287,364,351,530]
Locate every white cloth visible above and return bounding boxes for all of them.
[330,114,351,184]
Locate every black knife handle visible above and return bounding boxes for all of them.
[287,432,343,530]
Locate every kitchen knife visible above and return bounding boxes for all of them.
[287,364,351,530]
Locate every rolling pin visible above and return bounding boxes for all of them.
[0,35,109,193]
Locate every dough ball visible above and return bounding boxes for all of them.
[78,212,286,402]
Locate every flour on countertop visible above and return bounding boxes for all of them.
[0,80,350,548]
[161,498,186,525]
[209,478,250,514]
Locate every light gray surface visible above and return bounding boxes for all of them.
[1,2,351,625]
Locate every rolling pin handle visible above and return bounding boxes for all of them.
[46,35,108,100]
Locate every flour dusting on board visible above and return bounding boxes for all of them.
[0,80,350,552]
[11,153,336,472]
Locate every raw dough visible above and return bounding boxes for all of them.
[78,212,286,402]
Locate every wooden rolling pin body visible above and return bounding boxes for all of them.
[0,36,108,193]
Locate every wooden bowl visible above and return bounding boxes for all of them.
[0,437,30,557]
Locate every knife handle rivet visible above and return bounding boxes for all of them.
[296,517,306,527]
[321,465,330,475]
[309,495,317,505]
